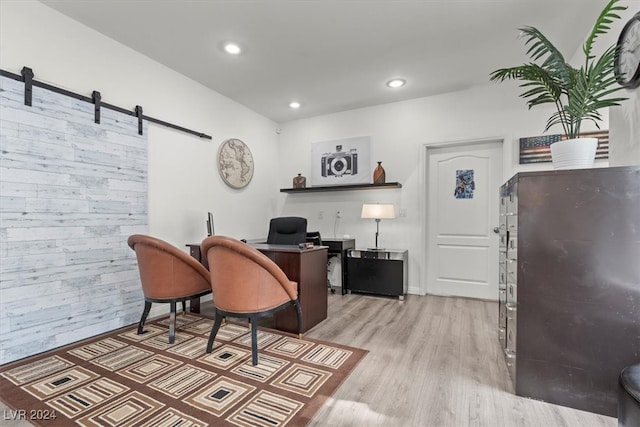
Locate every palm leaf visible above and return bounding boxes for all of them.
[490,63,564,107]
[544,112,565,132]
[489,0,628,139]
[519,26,572,85]
[583,0,626,60]
[566,46,625,122]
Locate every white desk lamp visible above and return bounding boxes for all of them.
[361,203,395,250]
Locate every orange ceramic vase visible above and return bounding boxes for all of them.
[373,162,386,184]
[293,173,306,188]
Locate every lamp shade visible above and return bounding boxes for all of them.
[361,203,395,219]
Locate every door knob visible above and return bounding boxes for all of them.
[493,227,500,234]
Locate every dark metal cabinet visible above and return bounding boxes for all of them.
[498,181,519,382]
[346,249,408,300]
[498,166,640,417]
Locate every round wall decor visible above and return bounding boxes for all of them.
[217,138,254,189]
[614,12,640,89]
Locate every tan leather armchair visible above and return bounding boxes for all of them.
[201,235,302,365]
[128,234,211,343]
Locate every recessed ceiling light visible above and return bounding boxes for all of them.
[386,79,406,88]
[223,43,242,55]
[289,101,301,109]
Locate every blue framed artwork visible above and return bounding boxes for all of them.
[454,169,475,199]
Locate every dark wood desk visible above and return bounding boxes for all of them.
[186,243,328,334]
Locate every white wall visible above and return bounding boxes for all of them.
[275,4,640,296]
[567,5,639,166]
[610,93,640,165]
[605,7,640,166]
[1,0,633,309]
[0,1,281,248]
[276,81,610,295]
[0,0,282,336]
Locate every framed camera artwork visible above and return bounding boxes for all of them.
[310,136,372,186]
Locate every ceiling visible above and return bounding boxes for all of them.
[39,0,606,123]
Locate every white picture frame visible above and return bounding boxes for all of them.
[311,136,371,186]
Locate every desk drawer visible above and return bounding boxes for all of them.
[499,287,507,303]
[506,185,518,215]
[499,265,507,286]
[504,349,516,384]
[507,283,517,304]
[324,239,355,253]
[499,233,508,249]
[507,259,517,284]
[326,240,343,252]
[506,303,517,353]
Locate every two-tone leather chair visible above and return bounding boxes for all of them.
[128,234,211,343]
[201,235,302,365]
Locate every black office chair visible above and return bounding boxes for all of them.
[267,217,308,245]
[306,231,322,246]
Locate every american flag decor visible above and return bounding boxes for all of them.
[518,130,609,164]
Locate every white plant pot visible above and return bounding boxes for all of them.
[549,138,598,170]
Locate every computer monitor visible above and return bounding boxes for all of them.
[206,212,215,236]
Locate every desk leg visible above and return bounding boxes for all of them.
[328,249,348,295]
[341,250,348,295]
[187,244,204,313]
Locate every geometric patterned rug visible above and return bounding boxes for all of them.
[0,313,367,426]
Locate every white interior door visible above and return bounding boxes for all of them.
[426,141,503,300]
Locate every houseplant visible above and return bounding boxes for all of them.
[490,0,628,169]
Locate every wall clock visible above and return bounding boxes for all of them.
[614,12,640,89]
[217,138,254,189]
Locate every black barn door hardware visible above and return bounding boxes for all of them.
[1,67,212,140]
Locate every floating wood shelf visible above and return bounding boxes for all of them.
[280,182,402,193]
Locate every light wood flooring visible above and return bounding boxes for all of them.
[301,292,617,427]
[0,293,618,426]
